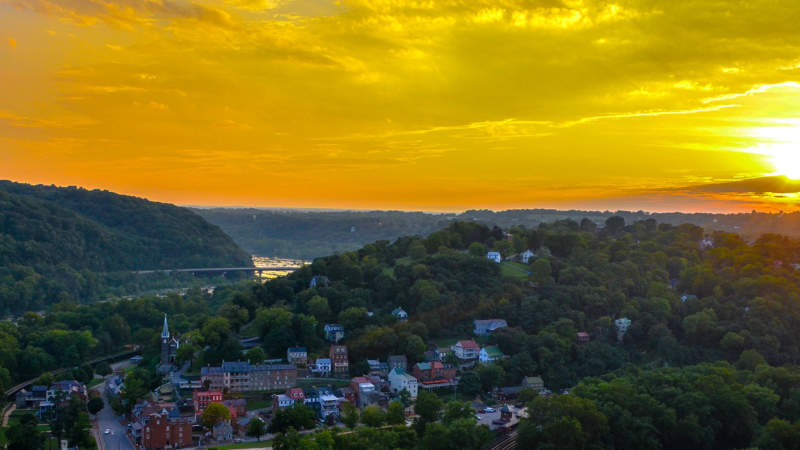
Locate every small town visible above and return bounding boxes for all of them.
[12,309,551,449]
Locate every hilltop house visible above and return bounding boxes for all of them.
[452,340,480,360]
[479,346,506,363]
[473,319,508,336]
[287,347,308,366]
[391,307,408,321]
[388,368,418,399]
[521,249,535,263]
[309,275,330,288]
[522,376,544,391]
[324,324,345,342]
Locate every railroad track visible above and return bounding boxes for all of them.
[490,432,517,450]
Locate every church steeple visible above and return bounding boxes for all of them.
[161,314,170,340]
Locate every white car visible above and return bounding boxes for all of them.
[485,407,496,413]
[104,428,111,435]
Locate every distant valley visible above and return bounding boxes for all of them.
[195,207,800,260]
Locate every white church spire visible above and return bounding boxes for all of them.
[161,313,170,339]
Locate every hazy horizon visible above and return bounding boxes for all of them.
[3,0,800,213]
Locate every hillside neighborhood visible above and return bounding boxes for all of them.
[52,314,536,448]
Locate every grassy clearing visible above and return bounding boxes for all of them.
[500,262,530,280]
[209,440,272,449]
[430,337,460,348]
[245,399,273,411]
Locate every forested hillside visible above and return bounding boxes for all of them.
[196,206,800,259]
[194,208,452,259]
[0,181,252,312]
[5,217,800,448]
[206,218,800,448]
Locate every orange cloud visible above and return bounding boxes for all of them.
[2,0,800,211]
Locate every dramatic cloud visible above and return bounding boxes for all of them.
[2,0,800,210]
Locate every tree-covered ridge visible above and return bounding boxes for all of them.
[0,181,252,312]
[193,208,453,260]
[196,206,800,259]
[221,219,800,387]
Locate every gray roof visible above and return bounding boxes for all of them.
[201,361,296,376]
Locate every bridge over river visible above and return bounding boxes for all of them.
[132,266,301,275]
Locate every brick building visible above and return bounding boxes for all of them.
[140,412,193,450]
[201,361,297,393]
[329,345,349,377]
[192,391,223,417]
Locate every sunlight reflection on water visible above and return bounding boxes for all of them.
[252,255,309,281]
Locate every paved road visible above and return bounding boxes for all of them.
[93,362,136,450]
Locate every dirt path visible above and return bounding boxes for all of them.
[2,403,16,427]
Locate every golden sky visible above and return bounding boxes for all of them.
[2,0,800,212]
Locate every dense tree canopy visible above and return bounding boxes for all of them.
[0,181,251,312]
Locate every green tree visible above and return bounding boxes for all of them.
[201,402,231,428]
[530,258,552,283]
[468,242,487,257]
[269,404,317,433]
[88,396,104,415]
[94,361,112,376]
[341,402,360,429]
[415,391,443,426]
[361,405,386,427]
[245,347,266,364]
[246,418,267,441]
[6,413,43,450]
[386,401,406,425]
[307,295,332,322]
[443,401,473,423]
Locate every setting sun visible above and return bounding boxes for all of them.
[749,120,800,180]
[771,147,800,180]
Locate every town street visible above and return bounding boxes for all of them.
[93,362,135,450]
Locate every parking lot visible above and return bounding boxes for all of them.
[474,404,527,431]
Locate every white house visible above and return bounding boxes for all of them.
[478,346,505,363]
[391,307,408,321]
[487,252,502,263]
[324,324,345,342]
[313,358,331,377]
[452,340,480,360]
[388,368,418,399]
[274,394,294,410]
[521,249,535,264]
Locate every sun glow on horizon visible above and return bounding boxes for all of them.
[749,120,800,180]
